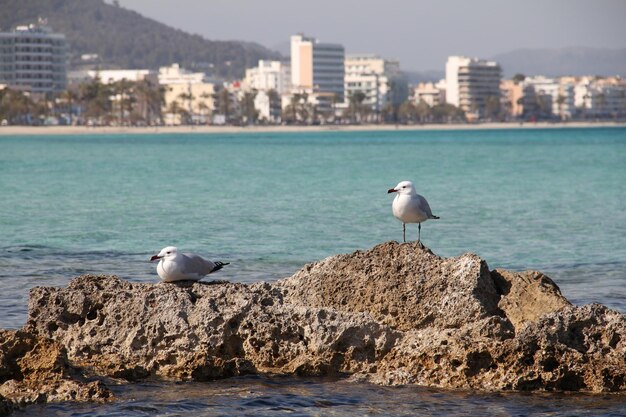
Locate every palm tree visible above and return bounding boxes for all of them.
[59,89,79,125]
[80,77,112,125]
[282,92,312,124]
[347,91,367,123]
[135,80,164,125]
[513,73,526,83]
[198,92,214,124]
[556,95,566,121]
[113,79,134,125]
[0,88,35,124]
[216,88,232,123]
[415,100,432,123]
[484,95,501,121]
[239,90,258,125]
[596,92,606,118]
[166,100,182,125]
[177,92,194,124]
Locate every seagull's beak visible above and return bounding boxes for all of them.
[387,188,397,194]
[150,255,162,261]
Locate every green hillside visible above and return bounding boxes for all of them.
[0,0,282,79]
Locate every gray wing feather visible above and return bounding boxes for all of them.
[416,194,435,218]
[181,253,216,276]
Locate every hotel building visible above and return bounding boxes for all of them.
[158,63,217,125]
[522,76,575,120]
[413,81,446,107]
[344,54,408,114]
[445,56,502,119]
[290,34,345,105]
[244,60,291,95]
[0,22,67,93]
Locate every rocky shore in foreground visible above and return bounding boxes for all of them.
[1,242,624,414]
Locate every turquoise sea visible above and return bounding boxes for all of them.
[1,127,625,416]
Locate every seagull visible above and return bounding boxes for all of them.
[387,180,440,243]
[149,246,229,282]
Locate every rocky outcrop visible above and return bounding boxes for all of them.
[26,275,398,381]
[19,242,626,395]
[0,329,111,412]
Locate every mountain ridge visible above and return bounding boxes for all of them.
[492,46,626,78]
[0,0,281,79]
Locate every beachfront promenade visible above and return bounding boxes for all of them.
[1,121,624,136]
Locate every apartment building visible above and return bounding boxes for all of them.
[573,76,626,118]
[500,80,525,118]
[0,22,67,93]
[291,34,345,106]
[522,76,575,120]
[158,63,217,125]
[344,54,408,114]
[413,81,446,107]
[445,56,502,119]
[244,60,291,95]
[68,69,157,85]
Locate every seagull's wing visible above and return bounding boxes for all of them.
[415,194,436,218]
[181,253,217,276]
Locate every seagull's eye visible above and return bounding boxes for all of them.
[402,186,406,188]
[166,251,171,254]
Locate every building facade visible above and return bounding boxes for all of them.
[254,90,282,122]
[500,79,525,118]
[290,34,345,105]
[158,63,207,85]
[244,60,291,95]
[0,22,67,93]
[522,76,575,120]
[68,69,157,85]
[572,76,626,118]
[158,63,217,125]
[344,54,408,115]
[413,81,446,107]
[445,56,502,119]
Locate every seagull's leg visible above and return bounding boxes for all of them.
[418,223,421,243]
[403,223,406,243]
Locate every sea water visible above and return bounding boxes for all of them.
[1,127,625,416]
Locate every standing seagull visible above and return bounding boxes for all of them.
[387,180,440,243]
[150,246,229,282]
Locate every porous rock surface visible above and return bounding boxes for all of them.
[0,329,111,415]
[21,241,626,395]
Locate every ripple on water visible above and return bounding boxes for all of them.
[11,376,626,417]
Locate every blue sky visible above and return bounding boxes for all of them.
[112,0,626,71]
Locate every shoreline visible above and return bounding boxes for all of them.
[1,121,625,136]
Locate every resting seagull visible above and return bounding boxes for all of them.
[387,180,440,243]
[150,246,229,282]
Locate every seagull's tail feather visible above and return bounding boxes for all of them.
[431,215,440,219]
[212,261,230,272]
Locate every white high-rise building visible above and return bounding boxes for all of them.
[344,54,408,113]
[290,34,345,103]
[244,60,291,95]
[445,56,502,118]
[0,22,67,93]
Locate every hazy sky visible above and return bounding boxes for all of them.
[113,0,626,71]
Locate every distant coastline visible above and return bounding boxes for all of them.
[0,121,625,136]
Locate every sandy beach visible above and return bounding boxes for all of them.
[0,121,624,136]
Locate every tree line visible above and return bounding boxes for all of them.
[0,78,470,126]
